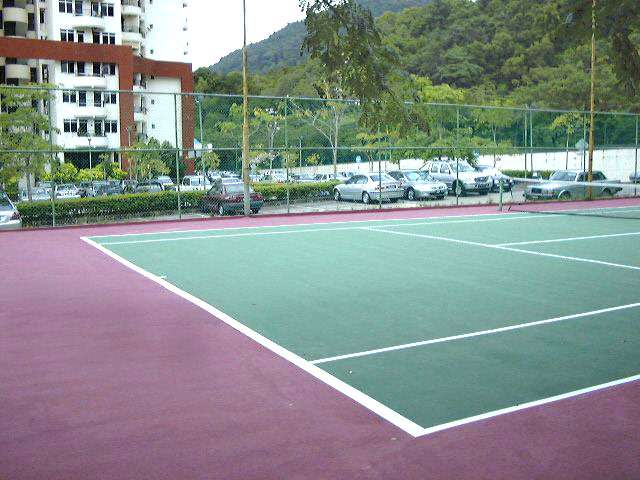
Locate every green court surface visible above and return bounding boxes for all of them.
[86,209,640,436]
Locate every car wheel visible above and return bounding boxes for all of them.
[602,188,613,197]
[407,188,416,201]
[453,181,466,197]
[559,191,571,200]
[218,204,226,216]
[362,192,371,204]
[478,189,490,196]
[334,189,342,201]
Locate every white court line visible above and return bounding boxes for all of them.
[89,210,523,240]
[98,214,554,246]
[415,374,640,437]
[368,228,640,272]
[311,302,640,365]
[80,236,425,438]
[496,231,640,247]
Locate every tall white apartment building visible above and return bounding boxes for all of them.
[0,0,194,170]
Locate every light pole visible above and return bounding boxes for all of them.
[126,125,133,179]
[196,95,206,189]
[88,137,93,170]
[241,0,251,215]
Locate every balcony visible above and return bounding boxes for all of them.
[68,135,109,149]
[75,106,108,119]
[134,105,147,122]
[122,29,143,47]
[122,3,142,17]
[5,63,31,81]
[73,74,107,89]
[70,14,105,30]
[2,7,28,24]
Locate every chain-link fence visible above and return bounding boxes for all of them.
[1,85,639,228]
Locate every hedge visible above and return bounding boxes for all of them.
[17,181,341,227]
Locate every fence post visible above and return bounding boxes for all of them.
[523,108,528,178]
[47,89,56,227]
[174,93,182,220]
[634,115,639,194]
[285,96,290,213]
[529,108,534,175]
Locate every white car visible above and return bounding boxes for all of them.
[0,193,21,230]
[20,187,52,202]
[55,184,81,199]
[333,173,404,204]
[181,175,213,192]
[474,165,514,192]
[425,160,492,196]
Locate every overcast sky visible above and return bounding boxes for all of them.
[189,0,306,69]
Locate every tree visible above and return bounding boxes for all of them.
[551,112,583,168]
[0,86,56,201]
[53,162,78,184]
[547,0,640,96]
[130,140,170,179]
[299,0,401,127]
[201,150,221,172]
[253,106,285,169]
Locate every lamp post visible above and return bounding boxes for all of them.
[88,137,93,170]
[195,95,206,189]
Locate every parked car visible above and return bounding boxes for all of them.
[523,170,622,200]
[424,160,492,196]
[292,173,317,183]
[333,173,404,204]
[262,172,288,183]
[202,181,264,215]
[121,180,138,194]
[20,187,52,202]
[135,181,164,193]
[314,172,349,182]
[387,170,448,200]
[55,184,81,199]
[0,192,21,230]
[630,171,640,184]
[95,183,124,196]
[153,176,175,191]
[474,165,514,192]
[181,175,212,192]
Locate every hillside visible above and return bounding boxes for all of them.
[210,0,432,75]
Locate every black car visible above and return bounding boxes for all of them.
[135,181,164,193]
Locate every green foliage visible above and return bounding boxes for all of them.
[201,150,221,171]
[53,163,78,183]
[502,169,554,179]
[306,153,321,166]
[209,0,431,75]
[253,181,340,201]
[76,168,105,182]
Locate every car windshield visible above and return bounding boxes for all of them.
[0,195,12,208]
[369,174,394,182]
[404,172,421,181]
[157,176,172,183]
[417,171,434,181]
[226,184,253,194]
[550,171,577,181]
[450,163,475,172]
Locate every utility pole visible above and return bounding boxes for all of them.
[587,0,597,191]
[241,0,251,216]
[197,96,206,189]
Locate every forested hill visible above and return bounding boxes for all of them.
[210,0,432,75]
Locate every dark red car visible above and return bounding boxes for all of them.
[202,182,264,216]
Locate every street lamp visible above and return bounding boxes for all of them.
[88,137,93,169]
[195,95,206,190]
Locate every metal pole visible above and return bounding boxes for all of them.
[47,91,56,227]
[634,115,638,194]
[285,96,290,212]
[587,0,597,191]
[197,97,206,190]
[241,0,251,216]
[378,138,382,210]
[582,114,587,170]
[299,137,302,169]
[456,108,460,206]
[529,108,534,175]
[88,138,92,169]
[173,93,182,219]
[523,109,528,178]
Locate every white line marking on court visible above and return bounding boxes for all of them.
[311,303,640,365]
[80,236,425,438]
[496,231,640,247]
[98,214,555,246]
[88,211,532,240]
[492,245,640,271]
[414,374,640,437]
[368,228,640,272]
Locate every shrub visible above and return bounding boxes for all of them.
[253,181,340,201]
[502,170,554,180]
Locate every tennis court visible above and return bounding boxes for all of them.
[83,201,640,437]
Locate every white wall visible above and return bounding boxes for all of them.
[145,77,182,147]
[144,0,189,62]
[290,148,640,182]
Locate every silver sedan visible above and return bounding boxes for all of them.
[333,173,404,204]
[0,193,21,230]
[387,170,448,200]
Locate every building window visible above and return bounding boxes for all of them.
[77,62,86,75]
[62,90,77,103]
[61,61,75,74]
[77,31,85,42]
[94,92,102,107]
[28,13,35,31]
[100,32,115,45]
[78,119,89,137]
[93,62,101,76]
[63,119,78,133]
[94,120,104,137]
[104,120,118,134]
[100,3,114,17]
[78,91,87,107]
[58,0,73,13]
[60,29,75,42]
[39,9,46,24]
[74,0,83,15]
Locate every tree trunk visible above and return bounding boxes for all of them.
[493,128,498,166]
[565,131,570,169]
[25,157,33,202]
[332,116,340,178]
